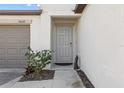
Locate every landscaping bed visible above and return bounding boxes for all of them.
[76,70,94,88]
[19,70,55,82]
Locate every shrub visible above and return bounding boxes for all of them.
[25,47,52,74]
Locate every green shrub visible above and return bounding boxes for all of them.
[25,47,52,74]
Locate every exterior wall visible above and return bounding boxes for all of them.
[77,4,124,87]
[40,4,77,51]
[40,4,77,69]
[41,4,75,12]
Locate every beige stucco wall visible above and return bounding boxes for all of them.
[77,4,124,87]
[40,4,77,51]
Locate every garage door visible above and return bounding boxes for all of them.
[0,25,30,68]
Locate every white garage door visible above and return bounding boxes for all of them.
[0,25,30,68]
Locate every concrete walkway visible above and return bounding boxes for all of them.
[0,69,85,88]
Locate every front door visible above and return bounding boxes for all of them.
[54,24,73,64]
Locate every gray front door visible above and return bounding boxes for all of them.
[0,25,30,68]
[54,24,73,63]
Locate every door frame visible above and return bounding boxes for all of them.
[51,19,78,68]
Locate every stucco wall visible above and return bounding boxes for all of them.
[77,5,124,87]
[41,4,75,11]
[40,4,77,51]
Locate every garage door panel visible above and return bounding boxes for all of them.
[7,60,26,67]
[0,64,26,68]
[7,39,27,43]
[6,56,20,60]
[0,39,6,42]
[0,48,5,60]
[0,48,5,55]
[6,60,26,63]
[0,56,5,60]
[0,25,30,68]
[7,56,26,60]
[0,60,5,63]
[0,55,5,58]
[6,44,29,47]
[7,48,18,55]
[19,48,28,55]
[6,45,29,48]
[0,57,5,60]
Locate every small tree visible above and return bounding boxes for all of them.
[25,47,52,74]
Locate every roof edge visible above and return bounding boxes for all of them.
[74,4,87,13]
[0,10,42,15]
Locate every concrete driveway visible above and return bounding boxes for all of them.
[0,69,24,86]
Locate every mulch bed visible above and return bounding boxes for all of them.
[76,70,95,88]
[19,70,55,82]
